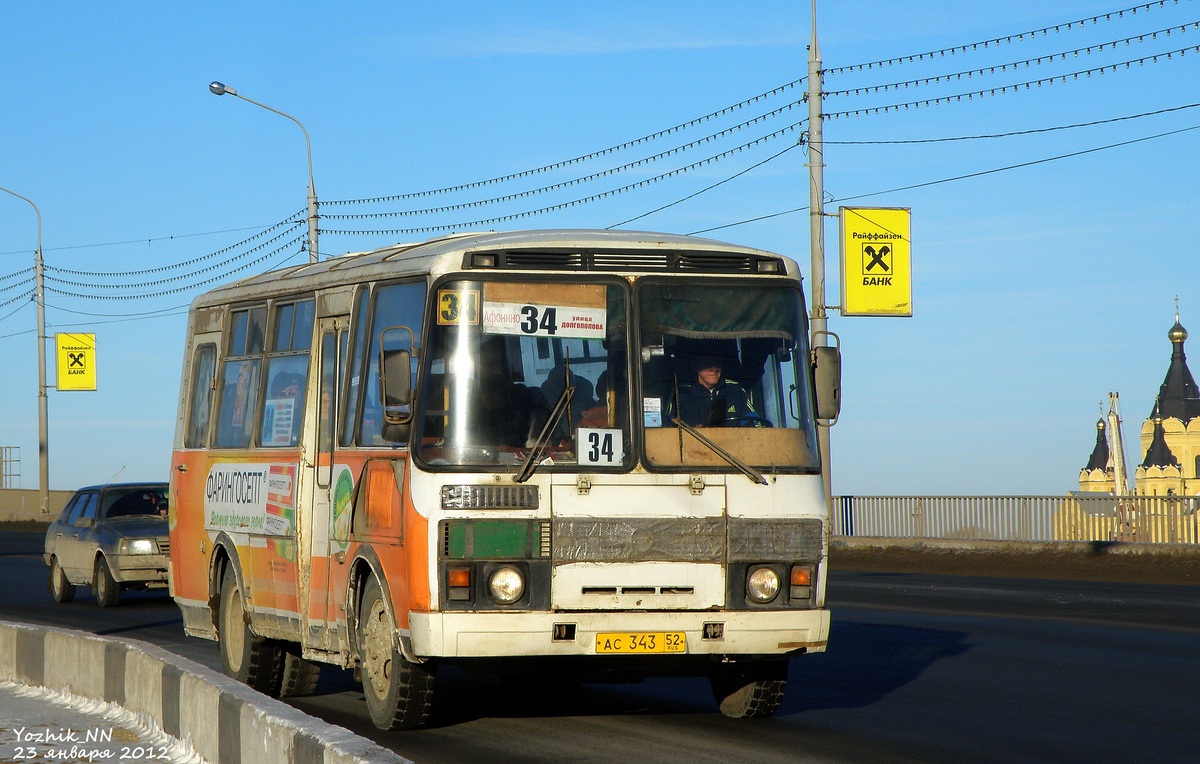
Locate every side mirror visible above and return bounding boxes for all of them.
[381,348,412,406]
[74,517,94,529]
[379,325,416,425]
[811,343,841,424]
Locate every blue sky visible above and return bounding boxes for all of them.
[2,1,1198,495]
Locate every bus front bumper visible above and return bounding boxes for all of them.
[407,609,830,659]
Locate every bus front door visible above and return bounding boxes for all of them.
[303,317,348,653]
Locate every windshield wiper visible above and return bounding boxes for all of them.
[670,417,768,486]
[515,369,574,483]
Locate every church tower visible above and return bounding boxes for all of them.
[1132,311,1200,496]
[1077,417,1114,492]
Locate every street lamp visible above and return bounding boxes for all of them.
[0,185,50,514]
[208,81,319,263]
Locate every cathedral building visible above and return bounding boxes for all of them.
[1078,312,1200,496]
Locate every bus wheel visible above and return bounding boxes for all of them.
[279,647,322,697]
[94,556,120,608]
[358,578,435,730]
[218,571,282,695]
[709,658,788,719]
[49,557,75,603]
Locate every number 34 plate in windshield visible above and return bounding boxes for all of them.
[595,632,687,654]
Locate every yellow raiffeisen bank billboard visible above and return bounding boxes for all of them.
[840,206,912,317]
[56,332,96,391]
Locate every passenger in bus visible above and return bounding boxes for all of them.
[267,370,306,444]
[668,355,755,427]
[474,361,549,448]
[540,365,595,432]
[578,370,609,428]
[270,371,304,399]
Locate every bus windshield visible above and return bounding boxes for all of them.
[416,279,629,469]
[638,280,820,471]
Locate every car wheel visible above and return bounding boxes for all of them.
[218,570,282,695]
[93,556,120,607]
[48,557,75,603]
[358,577,435,730]
[709,658,788,719]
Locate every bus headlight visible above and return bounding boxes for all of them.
[488,566,525,605]
[746,566,781,604]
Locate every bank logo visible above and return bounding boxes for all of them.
[861,244,893,286]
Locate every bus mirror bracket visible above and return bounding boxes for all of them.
[380,325,417,425]
[811,331,841,426]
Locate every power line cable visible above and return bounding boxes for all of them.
[324,99,807,222]
[0,289,34,312]
[47,302,191,319]
[831,122,1200,201]
[0,268,32,283]
[322,123,804,237]
[686,206,805,237]
[826,1,1184,75]
[688,121,1200,236]
[324,80,805,206]
[16,4,1191,270]
[44,234,305,300]
[0,298,31,327]
[0,220,300,258]
[46,224,306,290]
[45,309,191,330]
[607,142,803,229]
[826,22,1200,97]
[46,214,303,278]
[825,43,1200,119]
[825,102,1200,143]
[0,277,35,296]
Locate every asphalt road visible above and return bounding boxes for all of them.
[4,530,1197,763]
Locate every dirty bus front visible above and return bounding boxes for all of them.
[168,231,831,730]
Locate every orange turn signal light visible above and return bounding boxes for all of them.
[447,568,472,588]
[790,566,812,586]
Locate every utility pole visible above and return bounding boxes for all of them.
[0,186,49,513]
[807,0,833,501]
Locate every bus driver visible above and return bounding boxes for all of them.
[671,355,756,427]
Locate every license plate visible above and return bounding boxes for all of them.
[595,631,687,654]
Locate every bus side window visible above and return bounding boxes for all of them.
[364,282,426,446]
[214,306,267,449]
[341,287,370,447]
[185,344,217,448]
[259,299,315,448]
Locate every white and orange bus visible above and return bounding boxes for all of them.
[169,229,836,729]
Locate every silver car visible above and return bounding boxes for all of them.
[44,483,170,607]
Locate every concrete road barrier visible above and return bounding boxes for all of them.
[0,620,410,764]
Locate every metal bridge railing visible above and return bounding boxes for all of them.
[831,495,1200,545]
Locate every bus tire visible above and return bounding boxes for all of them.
[709,658,788,719]
[49,556,75,603]
[279,647,322,697]
[94,556,120,608]
[358,578,435,730]
[218,571,282,695]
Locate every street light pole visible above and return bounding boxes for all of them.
[208,82,319,263]
[0,185,50,514]
[807,1,833,502]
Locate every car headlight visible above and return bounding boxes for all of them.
[120,538,158,555]
[746,566,781,604]
[488,566,525,604]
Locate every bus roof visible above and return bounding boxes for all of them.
[189,229,799,309]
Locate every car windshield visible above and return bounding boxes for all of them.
[638,281,820,471]
[415,279,629,470]
[102,486,168,519]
